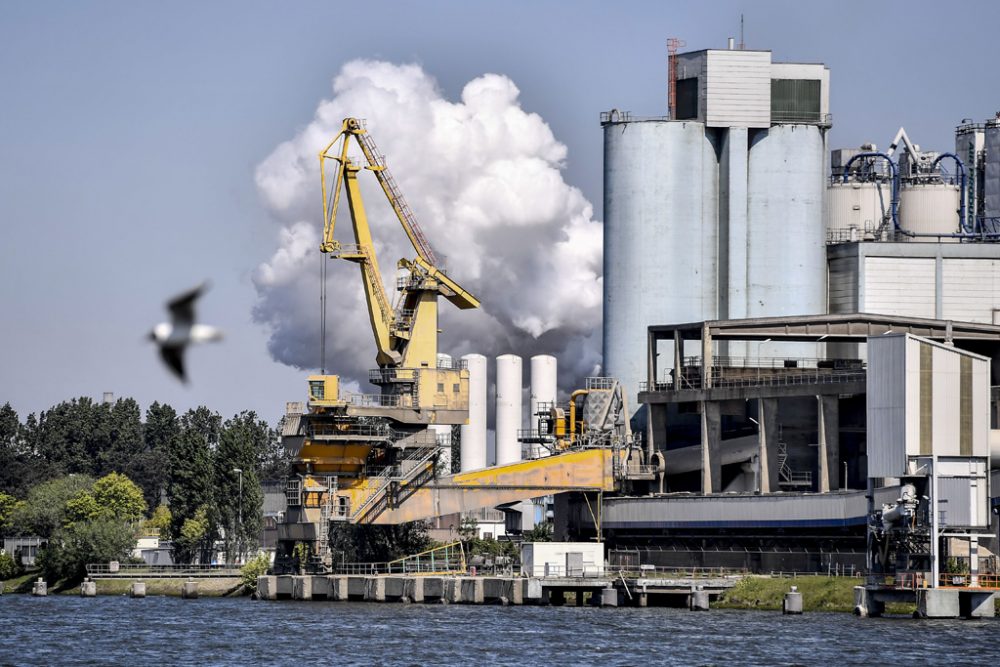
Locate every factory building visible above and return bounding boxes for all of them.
[602,46,831,403]
[576,40,1000,573]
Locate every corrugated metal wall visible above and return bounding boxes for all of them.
[864,257,936,317]
[867,335,908,477]
[942,258,1000,322]
[704,50,771,128]
[828,255,859,313]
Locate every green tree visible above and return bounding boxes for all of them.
[258,418,289,481]
[142,504,172,539]
[132,402,180,510]
[167,407,219,547]
[98,398,143,478]
[38,515,137,582]
[13,475,95,538]
[173,506,210,564]
[90,472,147,521]
[34,398,109,477]
[0,404,41,496]
[215,411,267,562]
[0,492,22,537]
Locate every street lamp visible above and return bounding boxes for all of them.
[232,468,243,564]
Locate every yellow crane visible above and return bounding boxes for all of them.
[318,117,479,370]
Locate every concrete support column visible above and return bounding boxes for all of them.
[700,401,722,494]
[181,581,199,599]
[130,582,146,598]
[757,398,780,493]
[817,395,840,492]
[80,579,97,597]
[970,536,979,588]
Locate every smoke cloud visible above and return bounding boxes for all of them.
[252,60,602,392]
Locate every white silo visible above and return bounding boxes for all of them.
[826,181,892,239]
[898,183,961,236]
[495,354,523,466]
[529,355,557,458]
[602,119,720,402]
[745,124,827,359]
[459,353,487,472]
[983,118,1000,221]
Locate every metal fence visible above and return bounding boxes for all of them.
[85,563,242,578]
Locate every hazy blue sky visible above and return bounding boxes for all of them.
[2,0,997,424]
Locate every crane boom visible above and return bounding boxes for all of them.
[318,117,479,368]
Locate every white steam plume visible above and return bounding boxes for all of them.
[252,60,602,391]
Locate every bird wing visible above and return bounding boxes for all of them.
[167,282,208,328]
[159,345,187,382]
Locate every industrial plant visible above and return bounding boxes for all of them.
[273,40,1000,617]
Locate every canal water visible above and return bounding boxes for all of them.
[1,596,998,666]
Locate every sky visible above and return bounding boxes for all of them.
[1,0,998,426]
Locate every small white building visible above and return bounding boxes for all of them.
[521,541,605,578]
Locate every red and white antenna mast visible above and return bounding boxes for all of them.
[667,37,686,119]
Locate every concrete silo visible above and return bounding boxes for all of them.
[494,354,523,466]
[459,353,487,472]
[602,46,831,400]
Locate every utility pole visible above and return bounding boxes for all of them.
[232,468,243,564]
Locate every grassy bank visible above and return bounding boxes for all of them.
[717,575,924,615]
[2,573,244,597]
[716,575,867,613]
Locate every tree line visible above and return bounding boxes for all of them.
[0,397,290,574]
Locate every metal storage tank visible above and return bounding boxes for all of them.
[985,118,1000,221]
[603,119,719,401]
[528,355,557,459]
[746,124,827,358]
[826,181,891,240]
[495,354,523,466]
[898,183,961,236]
[459,353,487,472]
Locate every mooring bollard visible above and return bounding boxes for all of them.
[80,578,97,597]
[32,578,47,597]
[689,586,709,611]
[181,580,199,599]
[130,582,147,598]
[783,585,803,615]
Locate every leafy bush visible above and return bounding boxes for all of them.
[0,551,20,580]
[241,552,271,591]
[39,515,137,582]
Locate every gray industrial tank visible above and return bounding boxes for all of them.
[602,119,719,401]
[745,124,827,358]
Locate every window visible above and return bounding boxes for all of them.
[453,383,460,393]
[437,382,445,393]
[771,79,821,124]
[309,381,325,400]
[675,77,698,120]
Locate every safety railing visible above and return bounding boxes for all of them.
[530,564,607,578]
[347,393,409,408]
[85,563,242,578]
[599,110,669,124]
[770,111,833,127]
[938,573,1000,589]
[308,422,392,438]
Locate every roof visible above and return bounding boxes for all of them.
[649,313,1000,344]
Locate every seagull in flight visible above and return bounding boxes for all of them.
[149,282,223,382]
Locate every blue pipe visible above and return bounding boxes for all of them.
[842,152,899,230]
[932,153,969,233]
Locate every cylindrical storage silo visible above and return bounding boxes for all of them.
[460,353,487,472]
[985,119,1000,221]
[826,181,892,240]
[495,354,523,466]
[529,355,557,459]
[746,124,827,359]
[436,353,453,369]
[603,119,719,403]
[898,183,961,238]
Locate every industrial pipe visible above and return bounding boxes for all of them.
[842,152,899,230]
[931,153,969,232]
[568,389,589,444]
